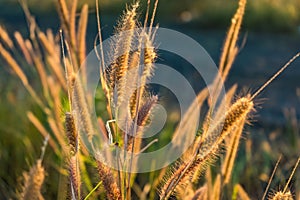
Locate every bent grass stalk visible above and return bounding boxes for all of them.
[160,97,254,199]
[160,51,300,199]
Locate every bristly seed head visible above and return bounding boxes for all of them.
[65,112,78,155]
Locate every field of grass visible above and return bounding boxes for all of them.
[0,0,300,199]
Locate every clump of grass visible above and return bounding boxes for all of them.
[1,0,300,199]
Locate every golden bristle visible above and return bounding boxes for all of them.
[47,116,66,150]
[172,88,208,149]
[47,76,63,130]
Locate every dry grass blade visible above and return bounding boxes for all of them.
[27,112,59,153]
[57,0,70,31]
[234,184,251,200]
[0,25,14,48]
[95,0,113,120]
[262,155,282,200]
[70,0,78,51]
[173,88,208,149]
[14,31,33,64]
[210,0,246,107]
[47,116,67,150]
[212,174,221,200]
[283,157,300,194]
[0,43,28,85]
[251,52,300,100]
[0,43,45,108]
[57,0,79,72]
[26,38,50,97]
[77,4,88,67]
[47,55,67,91]
[221,117,246,184]
[219,0,246,74]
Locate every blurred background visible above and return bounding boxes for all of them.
[0,0,300,198]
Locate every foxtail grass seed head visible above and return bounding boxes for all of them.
[160,97,253,199]
[20,160,45,200]
[68,156,81,200]
[269,191,293,200]
[109,2,139,108]
[96,158,121,200]
[65,112,78,155]
[126,95,158,151]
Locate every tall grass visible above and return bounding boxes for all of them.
[0,0,299,199]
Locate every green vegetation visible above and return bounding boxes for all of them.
[1,0,300,31]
